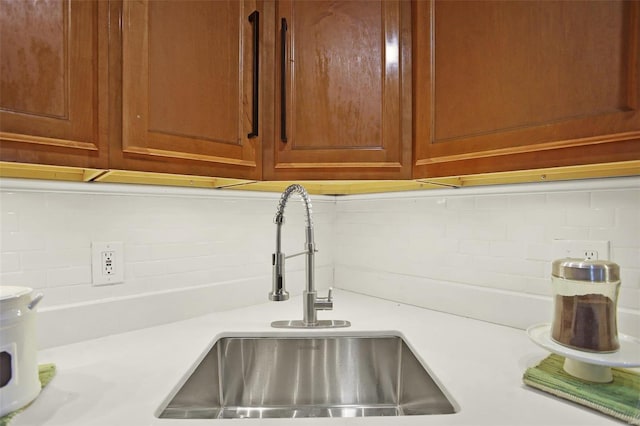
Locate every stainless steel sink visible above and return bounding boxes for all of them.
[158,334,457,419]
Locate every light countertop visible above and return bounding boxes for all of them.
[12,290,627,426]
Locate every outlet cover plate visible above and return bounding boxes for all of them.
[551,239,610,261]
[91,241,124,285]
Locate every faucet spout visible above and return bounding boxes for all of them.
[270,184,313,302]
[269,184,350,329]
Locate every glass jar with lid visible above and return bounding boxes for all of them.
[551,258,621,353]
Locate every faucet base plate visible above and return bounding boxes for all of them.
[271,319,351,329]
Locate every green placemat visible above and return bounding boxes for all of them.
[524,354,640,425]
[0,364,56,426]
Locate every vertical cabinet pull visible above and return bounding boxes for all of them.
[247,10,259,139]
[280,17,288,143]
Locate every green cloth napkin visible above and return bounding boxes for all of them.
[0,364,56,426]
[523,354,640,425]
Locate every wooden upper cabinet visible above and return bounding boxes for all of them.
[264,0,412,180]
[117,0,263,179]
[414,0,640,178]
[0,0,109,168]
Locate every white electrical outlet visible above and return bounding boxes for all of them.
[551,239,610,261]
[102,251,115,275]
[92,242,124,285]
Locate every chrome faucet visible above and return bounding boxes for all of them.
[269,184,350,328]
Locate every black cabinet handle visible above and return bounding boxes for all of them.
[247,10,259,139]
[280,17,288,143]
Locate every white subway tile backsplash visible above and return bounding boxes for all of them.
[21,249,89,270]
[474,194,508,210]
[459,239,490,256]
[472,220,507,241]
[1,231,46,252]
[445,223,475,241]
[507,223,546,243]
[516,208,566,225]
[590,225,637,249]
[428,237,459,254]
[591,189,640,209]
[1,176,638,342]
[566,208,615,228]
[620,268,640,289]
[613,209,640,239]
[151,270,213,291]
[484,272,527,293]
[489,240,524,258]
[125,244,152,263]
[0,192,45,213]
[414,197,447,210]
[523,276,552,297]
[88,228,131,245]
[545,191,591,208]
[611,247,640,268]
[506,193,546,209]
[445,196,475,211]
[164,255,220,275]
[0,211,18,232]
[147,243,213,261]
[334,177,639,330]
[618,287,639,310]
[129,259,167,278]
[0,252,20,272]
[46,266,91,288]
[45,232,90,250]
[1,270,47,288]
[525,243,555,262]
[0,181,334,313]
[544,225,590,241]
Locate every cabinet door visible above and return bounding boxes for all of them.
[0,0,109,168]
[414,0,640,178]
[118,0,262,179]
[264,0,412,180]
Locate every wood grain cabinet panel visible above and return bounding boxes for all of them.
[264,0,412,180]
[117,0,263,179]
[4,0,636,185]
[414,0,640,178]
[0,0,109,168]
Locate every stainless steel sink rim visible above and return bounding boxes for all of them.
[162,404,405,419]
[158,333,458,419]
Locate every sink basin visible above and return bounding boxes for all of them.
[158,334,457,419]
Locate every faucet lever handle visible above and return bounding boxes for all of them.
[314,287,334,311]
